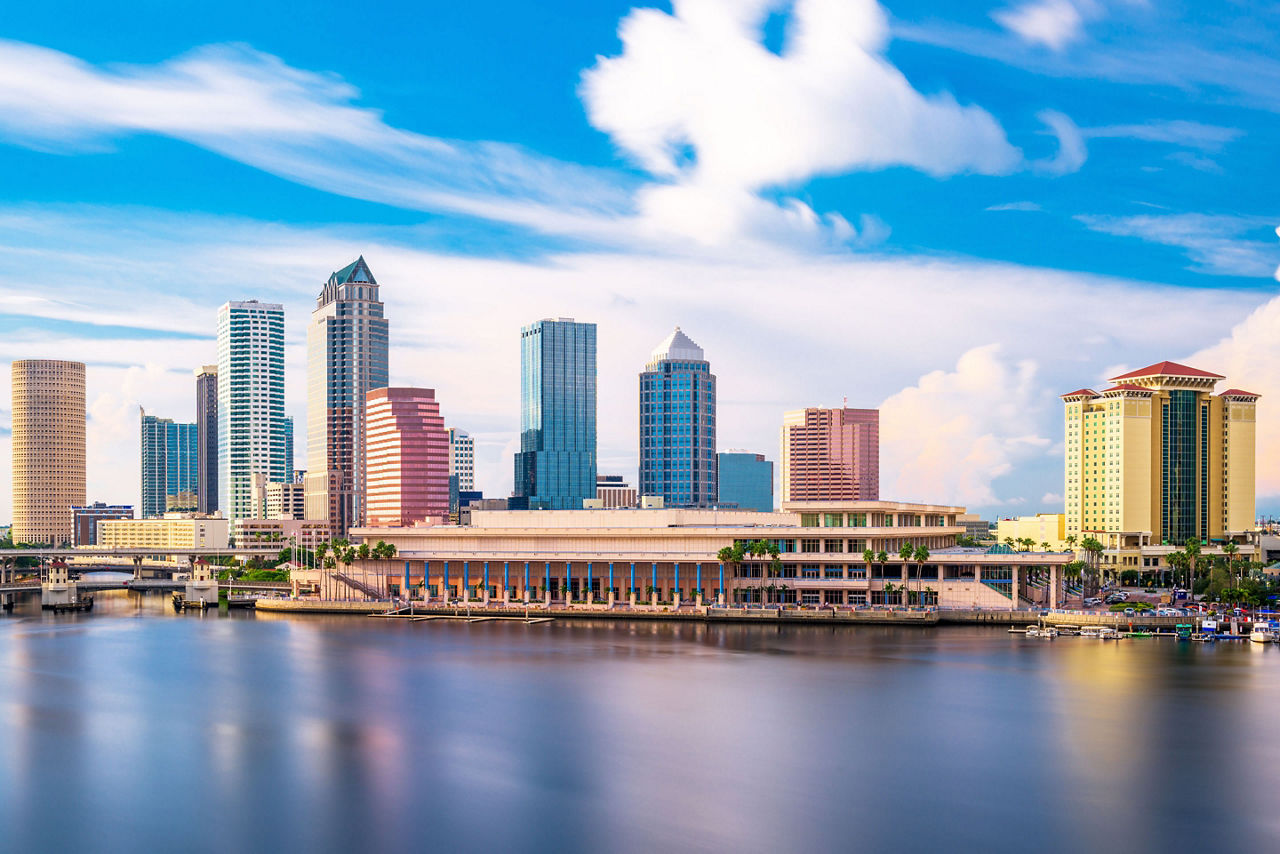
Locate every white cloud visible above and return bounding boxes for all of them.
[1042,492,1063,504]
[0,40,634,239]
[1077,213,1280,277]
[1034,109,1087,174]
[879,345,1051,507]
[986,201,1043,212]
[1189,295,1280,498]
[992,0,1092,51]
[1084,120,1243,152]
[580,0,1084,243]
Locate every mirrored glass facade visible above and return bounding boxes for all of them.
[514,319,596,510]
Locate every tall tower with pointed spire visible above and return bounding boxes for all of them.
[305,256,389,536]
[639,327,717,507]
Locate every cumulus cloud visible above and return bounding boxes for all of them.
[581,0,1080,243]
[879,345,1052,507]
[1189,294,1280,498]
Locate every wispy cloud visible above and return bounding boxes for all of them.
[1077,212,1280,278]
[986,201,1043,212]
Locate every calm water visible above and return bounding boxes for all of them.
[2,591,1279,854]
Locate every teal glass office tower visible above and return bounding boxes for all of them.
[217,300,288,521]
[639,328,717,507]
[716,451,772,511]
[139,408,198,518]
[514,318,597,510]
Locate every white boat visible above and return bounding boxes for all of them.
[1250,620,1278,643]
[1025,625,1040,637]
[1039,626,1059,638]
[1097,627,1121,640]
[1079,626,1100,638]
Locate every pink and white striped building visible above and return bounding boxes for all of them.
[365,388,450,527]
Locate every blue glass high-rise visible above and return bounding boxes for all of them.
[514,319,597,510]
[717,451,772,511]
[140,408,198,518]
[639,327,717,507]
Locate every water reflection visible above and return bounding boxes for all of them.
[1,592,1278,852]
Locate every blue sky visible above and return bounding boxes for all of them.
[1,0,1278,521]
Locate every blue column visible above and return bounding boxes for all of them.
[443,561,449,597]
[504,561,510,592]
[587,562,592,593]
[696,563,702,595]
[719,562,725,596]
[544,561,550,595]
[674,562,680,596]
[463,561,470,594]
[630,562,635,593]
[524,561,530,593]
[566,561,572,597]
[651,562,657,594]
[403,560,410,595]
[609,562,614,593]
[484,561,490,593]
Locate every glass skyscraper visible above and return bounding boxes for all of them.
[716,451,772,511]
[195,365,218,514]
[514,318,596,510]
[217,300,288,521]
[305,256,389,536]
[140,408,198,518]
[639,327,717,507]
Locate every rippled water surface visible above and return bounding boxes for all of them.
[2,590,1278,853]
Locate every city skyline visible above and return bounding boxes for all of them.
[1,0,1278,522]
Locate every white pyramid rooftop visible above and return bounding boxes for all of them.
[649,327,705,363]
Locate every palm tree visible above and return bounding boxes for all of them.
[1065,534,1078,552]
[1080,537,1104,595]
[913,544,930,606]
[1004,536,1016,549]
[862,548,875,577]
[883,581,897,607]
[1183,539,1202,592]
[1223,541,1240,585]
[357,542,371,561]
[1040,541,1050,553]
[898,542,914,603]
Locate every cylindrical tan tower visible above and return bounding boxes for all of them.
[11,360,86,546]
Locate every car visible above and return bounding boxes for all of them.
[1084,597,1102,607]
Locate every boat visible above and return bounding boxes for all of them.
[1056,625,1080,636]
[1025,625,1040,638]
[1250,620,1278,643]
[1039,626,1059,638]
[1079,626,1101,638]
[1175,624,1193,640]
[1097,627,1121,640]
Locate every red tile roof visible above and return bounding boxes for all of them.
[1059,388,1097,399]
[1101,384,1154,394]
[1218,388,1260,398]
[1109,360,1224,381]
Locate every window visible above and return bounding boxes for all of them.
[848,513,867,527]
[801,538,821,553]
[800,513,819,528]
[824,539,844,553]
[824,513,844,527]
[801,591,822,605]
[801,565,820,578]
[847,539,866,553]
[824,566,843,579]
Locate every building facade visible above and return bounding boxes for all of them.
[448,427,475,492]
[217,300,288,521]
[596,475,638,509]
[780,407,879,502]
[1062,361,1258,545]
[232,518,329,558]
[249,473,307,520]
[717,451,773,511]
[140,408,198,518]
[365,387,450,527]
[11,359,86,545]
[96,515,230,550]
[350,501,1068,609]
[639,327,717,508]
[305,256,390,538]
[996,514,1066,551]
[72,502,134,547]
[514,318,597,510]
[195,365,218,515]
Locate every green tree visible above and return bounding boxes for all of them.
[913,544,930,606]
